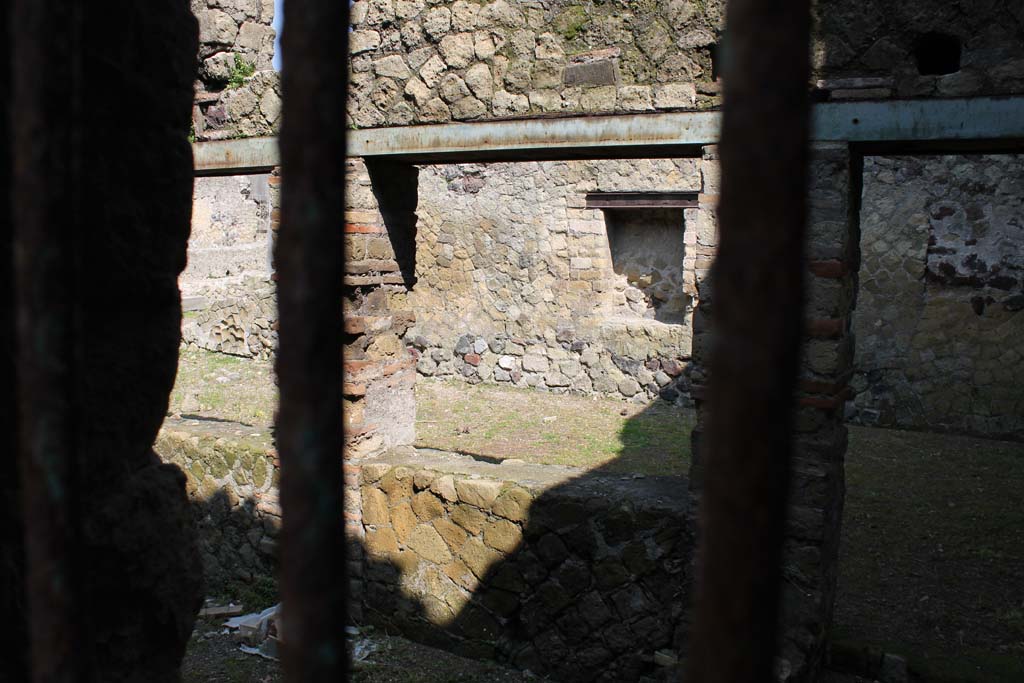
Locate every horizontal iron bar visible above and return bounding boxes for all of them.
[348,111,720,162]
[192,97,1024,172]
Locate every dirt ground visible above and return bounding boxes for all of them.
[172,349,1023,682]
[183,618,540,683]
[836,426,1024,682]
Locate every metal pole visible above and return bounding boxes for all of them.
[277,0,350,680]
[686,0,812,680]
[12,0,88,679]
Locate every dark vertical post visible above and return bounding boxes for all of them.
[13,1,201,680]
[686,0,812,681]
[0,0,29,679]
[277,0,350,680]
[12,2,88,679]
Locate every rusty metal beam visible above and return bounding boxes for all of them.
[347,110,716,162]
[192,136,279,175]
[191,97,1024,174]
[344,97,1024,162]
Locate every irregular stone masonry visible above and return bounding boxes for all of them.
[342,159,423,618]
[852,154,1024,439]
[192,0,280,140]
[348,0,722,127]
[346,0,1024,129]
[156,420,281,588]
[182,276,277,360]
[184,173,277,360]
[355,448,693,682]
[407,158,710,403]
[185,174,274,298]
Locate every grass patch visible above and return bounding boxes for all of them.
[414,378,693,476]
[169,347,276,425]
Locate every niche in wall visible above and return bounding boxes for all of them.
[588,193,697,325]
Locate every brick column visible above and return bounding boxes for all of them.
[780,143,860,679]
[343,158,420,620]
[687,143,860,681]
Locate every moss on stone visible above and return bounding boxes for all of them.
[554,6,589,41]
[210,455,231,480]
[251,456,268,489]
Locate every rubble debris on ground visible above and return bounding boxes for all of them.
[221,604,377,669]
[225,604,282,661]
[347,625,378,670]
[197,600,244,618]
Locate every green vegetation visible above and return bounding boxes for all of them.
[554,6,590,41]
[224,575,279,613]
[414,378,693,476]
[228,54,256,89]
[168,347,276,425]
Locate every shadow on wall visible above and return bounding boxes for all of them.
[352,400,699,682]
[156,424,282,595]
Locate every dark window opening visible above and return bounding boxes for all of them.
[914,32,961,75]
[710,41,723,82]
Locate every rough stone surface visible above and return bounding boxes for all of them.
[185,174,273,289]
[852,155,1024,439]
[157,421,280,588]
[454,478,504,508]
[401,159,704,404]
[192,0,279,141]
[347,0,726,127]
[343,0,1024,129]
[359,450,693,682]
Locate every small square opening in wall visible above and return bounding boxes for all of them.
[914,32,961,75]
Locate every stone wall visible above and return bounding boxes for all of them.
[182,173,278,359]
[157,418,280,589]
[355,449,692,682]
[182,276,278,359]
[348,0,723,127]
[812,0,1024,99]
[343,157,424,620]
[852,154,1024,439]
[688,144,858,682]
[185,174,273,297]
[192,0,280,140]
[406,158,710,402]
[346,0,1024,128]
